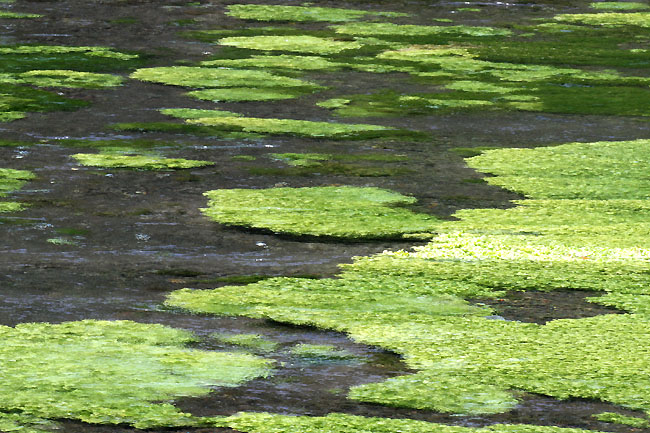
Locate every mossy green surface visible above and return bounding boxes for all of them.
[72,153,214,170]
[213,412,602,433]
[168,137,650,416]
[0,168,34,213]
[131,66,320,89]
[590,2,650,10]
[187,87,307,102]
[0,320,271,430]
[108,121,260,138]
[0,46,140,73]
[226,4,407,22]
[0,11,41,18]
[594,412,650,428]
[6,70,123,88]
[187,115,396,139]
[289,344,356,361]
[554,12,650,27]
[199,186,439,240]
[0,84,90,122]
[218,36,363,55]
[201,55,343,71]
[332,22,512,38]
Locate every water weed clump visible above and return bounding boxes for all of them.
[72,153,214,170]
[213,333,279,353]
[594,412,650,428]
[226,4,408,22]
[0,168,33,213]
[213,412,602,433]
[217,36,364,55]
[200,186,439,240]
[590,2,650,10]
[289,344,357,362]
[201,55,344,71]
[4,70,123,88]
[0,320,271,430]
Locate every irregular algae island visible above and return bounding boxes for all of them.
[1,0,650,432]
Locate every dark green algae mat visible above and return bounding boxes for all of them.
[2,1,650,432]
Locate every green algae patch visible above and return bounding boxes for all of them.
[213,333,279,353]
[187,116,396,139]
[108,121,261,139]
[594,412,650,428]
[188,87,308,102]
[590,2,650,10]
[226,4,408,22]
[201,55,343,71]
[554,12,650,27]
[0,320,271,430]
[72,153,214,170]
[14,70,123,88]
[0,46,141,73]
[0,11,41,18]
[160,108,242,119]
[0,168,34,212]
[0,84,90,122]
[131,66,320,89]
[200,186,439,240]
[332,22,512,38]
[218,36,363,55]
[213,413,601,433]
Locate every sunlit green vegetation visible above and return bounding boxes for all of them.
[0,168,33,213]
[72,153,214,170]
[226,4,408,22]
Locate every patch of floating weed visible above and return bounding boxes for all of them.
[591,2,650,10]
[160,108,242,119]
[226,4,408,22]
[0,320,271,430]
[332,22,512,39]
[0,84,90,122]
[232,155,256,161]
[0,46,141,73]
[289,344,356,362]
[199,186,439,240]
[213,333,278,353]
[108,122,260,139]
[12,70,123,88]
[213,413,601,433]
[554,12,650,27]
[46,237,78,246]
[187,87,309,102]
[0,168,34,212]
[186,115,401,139]
[72,153,214,170]
[0,11,41,18]
[201,54,343,71]
[594,412,650,428]
[218,36,363,55]
[131,66,321,89]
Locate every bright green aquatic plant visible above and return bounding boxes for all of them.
[13,69,123,88]
[72,153,214,170]
[213,412,601,433]
[186,115,396,139]
[199,186,439,240]
[160,108,242,119]
[187,87,308,102]
[201,55,343,71]
[0,320,271,430]
[226,4,408,22]
[213,333,279,353]
[0,10,41,18]
[332,22,512,38]
[108,121,261,138]
[554,12,650,27]
[131,66,320,89]
[0,84,90,122]
[218,36,363,55]
[590,2,650,10]
[0,168,33,213]
[594,412,650,428]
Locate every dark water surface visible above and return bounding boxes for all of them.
[2,0,650,432]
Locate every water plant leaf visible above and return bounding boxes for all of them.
[199,186,439,240]
[226,4,408,22]
[72,153,214,170]
[590,2,650,10]
[217,36,364,55]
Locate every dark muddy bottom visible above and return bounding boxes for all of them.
[474,290,624,325]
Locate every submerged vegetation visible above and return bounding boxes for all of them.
[200,186,439,240]
[0,168,33,212]
[0,320,271,430]
[72,153,214,170]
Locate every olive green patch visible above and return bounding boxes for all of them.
[590,2,650,10]
[218,36,364,55]
[0,10,41,18]
[72,153,214,170]
[199,186,439,240]
[555,12,650,27]
[594,412,650,428]
[0,168,34,212]
[187,87,307,102]
[226,4,408,22]
[331,22,512,38]
[289,344,357,362]
[201,55,343,71]
[213,333,279,353]
[0,320,271,430]
[9,70,123,88]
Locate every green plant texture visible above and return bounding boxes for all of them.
[131,66,320,89]
[590,2,650,10]
[168,137,650,416]
[0,10,40,18]
[72,153,214,170]
[201,55,344,71]
[331,22,512,38]
[213,333,279,353]
[217,36,363,55]
[289,344,356,362]
[1,69,123,88]
[0,168,34,213]
[0,46,140,73]
[212,412,601,433]
[199,186,439,240]
[594,412,650,428]
[226,4,408,22]
[0,320,271,430]
[554,12,650,27]
[186,115,397,139]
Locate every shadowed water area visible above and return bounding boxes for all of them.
[1,0,650,432]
